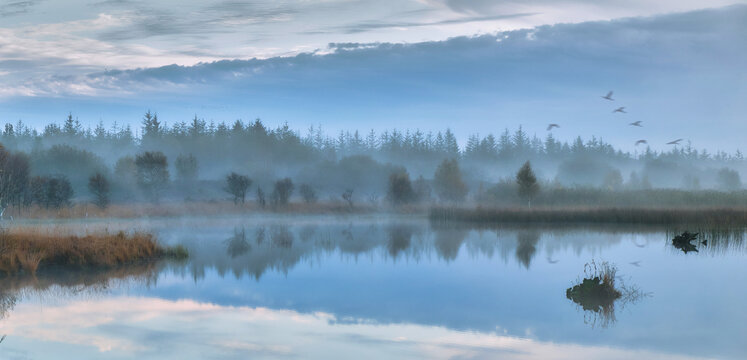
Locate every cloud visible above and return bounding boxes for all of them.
[9,5,743,95]
[330,12,539,34]
[4,296,710,359]
[94,2,300,42]
[0,1,39,17]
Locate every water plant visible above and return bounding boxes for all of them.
[671,231,700,253]
[566,260,645,328]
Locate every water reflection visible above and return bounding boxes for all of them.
[565,260,647,329]
[432,225,468,262]
[516,231,540,269]
[0,295,708,360]
[386,225,414,258]
[667,229,747,256]
[156,221,747,283]
[0,263,161,320]
[224,228,250,258]
[1,218,746,359]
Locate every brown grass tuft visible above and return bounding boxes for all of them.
[0,229,185,275]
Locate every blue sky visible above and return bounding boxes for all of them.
[0,0,745,151]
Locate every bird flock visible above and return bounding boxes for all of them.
[547,90,684,148]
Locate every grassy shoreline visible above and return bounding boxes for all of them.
[0,230,187,275]
[429,206,747,227]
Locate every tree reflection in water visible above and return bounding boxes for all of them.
[224,227,250,258]
[515,231,540,269]
[387,225,413,258]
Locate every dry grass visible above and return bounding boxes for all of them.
[0,229,187,275]
[430,206,747,227]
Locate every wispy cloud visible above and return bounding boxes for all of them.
[0,0,39,17]
[329,12,539,34]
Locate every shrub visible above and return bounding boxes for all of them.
[387,171,415,205]
[225,172,252,204]
[30,175,74,209]
[299,184,318,204]
[271,178,294,206]
[433,158,468,202]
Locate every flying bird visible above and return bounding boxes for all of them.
[602,91,614,101]
[635,140,647,146]
[547,123,560,131]
[629,121,643,127]
[613,107,626,113]
[667,139,683,145]
[546,256,559,264]
[629,261,642,267]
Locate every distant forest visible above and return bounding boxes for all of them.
[0,112,744,208]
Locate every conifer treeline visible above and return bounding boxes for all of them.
[1,111,743,165]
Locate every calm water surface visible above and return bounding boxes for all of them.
[1,215,745,359]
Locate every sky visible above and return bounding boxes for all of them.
[0,0,745,151]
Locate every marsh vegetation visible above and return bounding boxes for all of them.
[566,260,645,329]
[0,229,186,275]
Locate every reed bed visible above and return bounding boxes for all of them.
[0,229,187,275]
[430,206,747,227]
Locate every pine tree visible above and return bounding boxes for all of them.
[516,161,539,207]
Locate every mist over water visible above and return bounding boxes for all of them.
[1,216,745,359]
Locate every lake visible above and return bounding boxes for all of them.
[1,215,745,359]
